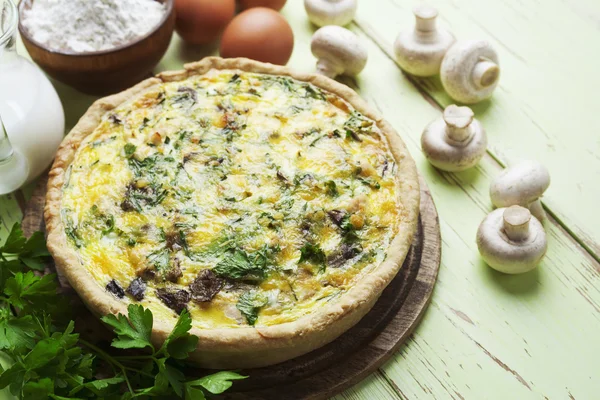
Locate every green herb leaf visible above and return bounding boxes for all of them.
[339,215,361,244]
[165,363,186,396]
[22,321,76,369]
[124,143,137,157]
[299,243,326,268]
[4,272,57,309]
[0,223,26,253]
[302,83,325,101]
[21,231,51,258]
[252,244,280,270]
[186,371,248,394]
[68,376,125,396]
[101,304,154,350]
[184,385,207,400]
[161,309,198,359]
[22,377,54,399]
[325,180,338,197]
[0,314,37,351]
[147,247,170,274]
[236,290,267,326]
[213,248,264,280]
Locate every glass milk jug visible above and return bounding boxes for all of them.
[0,0,64,193]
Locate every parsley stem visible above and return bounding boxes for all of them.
[114,355,154,360]
[124,366,154,378]
[79,339,134,394]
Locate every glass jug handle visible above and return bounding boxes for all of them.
[0,113,29,195]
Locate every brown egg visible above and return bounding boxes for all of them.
[220,8,294,65]
[175,0,236,45]
[238,0,287,11]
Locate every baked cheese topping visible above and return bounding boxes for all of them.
[61,70,403,328]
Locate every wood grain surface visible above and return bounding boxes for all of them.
[2,1,600,398]
[354,0,600,260]
[20,173,440,400]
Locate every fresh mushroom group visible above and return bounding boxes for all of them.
[421,104,487,171]
[304,0,357,27]
[490,160,550,220]
[477,206,547,274]
[393,5,456,77]
[440,40,501,104]
[311,26,368,78]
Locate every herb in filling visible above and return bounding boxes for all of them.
[237,290,268,326]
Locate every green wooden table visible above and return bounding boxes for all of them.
[2,1,599,398]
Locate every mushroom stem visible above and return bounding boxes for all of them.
[315,59,342,78]
[446,125,472,143]
[443,105,474,143]
[472,59,500,89]
[413,5,438,32]
[502,206,531,242]
[528,199,546,221]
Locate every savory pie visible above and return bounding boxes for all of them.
[45,57,419,368]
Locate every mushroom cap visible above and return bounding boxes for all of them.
[393,5,456,77]
[421,106,487,172]
[477,207,547,274]
[490,160,550,208]
[304,0,357,27]
[311,26,367,76]
[440,40,500,104]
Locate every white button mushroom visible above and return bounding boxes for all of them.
[477,206,547,274]
[490,160,550,221]
[420,104,487,171]
[311,26,368,78]
[393,5,456,77]
[304,0,357,27]
[440,40,500,104]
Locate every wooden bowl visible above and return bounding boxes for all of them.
[18,0,175,96]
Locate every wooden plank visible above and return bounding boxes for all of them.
[313,13,599,399]
[331,372,401,400]
[354,0,600,259]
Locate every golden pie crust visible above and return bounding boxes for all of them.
[45,57,420,368]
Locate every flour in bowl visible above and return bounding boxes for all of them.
[21,0,166,53]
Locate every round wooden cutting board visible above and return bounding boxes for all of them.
[22,174,441,400]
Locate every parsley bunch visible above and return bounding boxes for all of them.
[0,223,246,399]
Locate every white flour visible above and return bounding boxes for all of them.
[21,0,166,53]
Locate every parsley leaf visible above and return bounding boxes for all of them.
[0,224,50,272]
[4,272,56,312]
[0,223,27,253]
[236,290,268,325]
[160,309,198,359]
[325,180,338,197]
[101,304,154,350]
[186,371,248,394]
[0,314,37,351]
[213,248,264,280]
[124,143,137,157]
[185,385,207,400]
[339,215,361,244]
[299,243,326,269]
